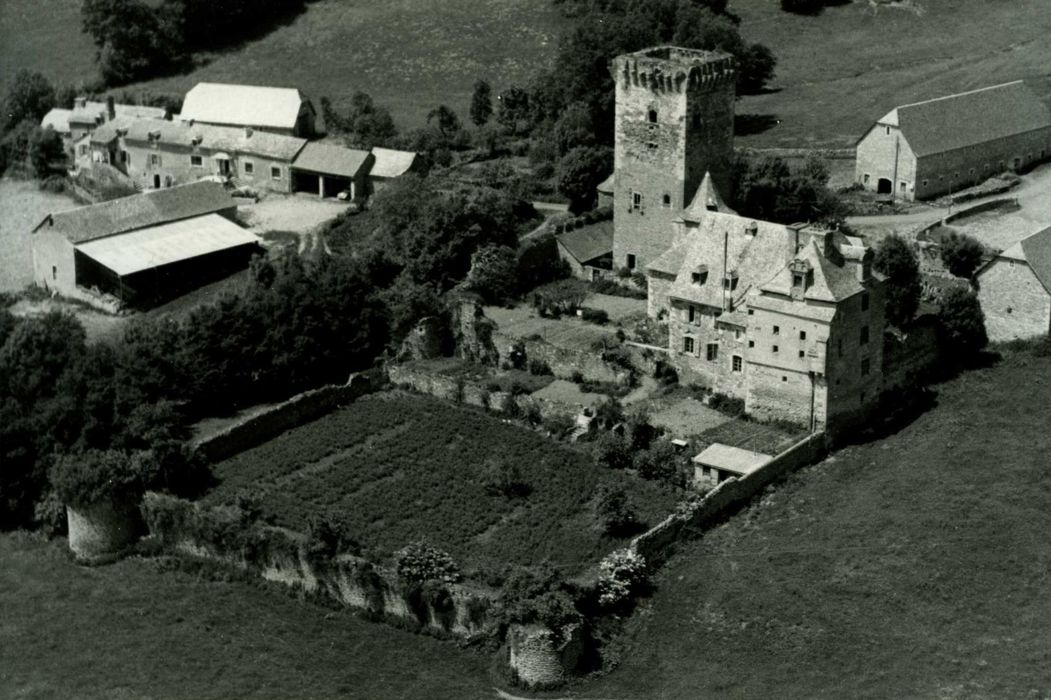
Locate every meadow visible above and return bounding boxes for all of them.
[205,392,679,573]
[6,0,1050,147]
[580,347,1051,698]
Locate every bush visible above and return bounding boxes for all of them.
[394,541,461,585]
[597,548,648,608]
[496,566,581,632]
[595,433,633,471]
[482,457,530,498]
[570,370,585,384]
[590,277,647,299]
[633,440,683,484]
[875,235,921,327]
[541,412,577,440]
[938,287,988,358]
[594,484,638,535]
[49,449,145,509]
[940,232,985,279]
[581,307,610,325]
[653,360,678,386]
[708,392,745,416]
[528,358,553,376]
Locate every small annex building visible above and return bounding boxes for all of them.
[976,226,1051,342]
[556,221,614,280]
[290,142,373,200]
[31,181,259,309]
[855,81,1051,201]
[180,83,318,137]
[692,443,772,487]
[369,147,422,192]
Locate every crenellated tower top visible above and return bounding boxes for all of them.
[612,46,736,93]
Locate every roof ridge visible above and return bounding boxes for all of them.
[898,80,1025,111]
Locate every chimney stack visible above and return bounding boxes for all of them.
[106,96,116,121]
[244,126,254,138]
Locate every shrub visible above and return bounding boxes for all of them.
[594,484,638,535]
[482,456,530,498]
[49,449,145,509]
[394,541,461,585]
[33,491,66,537]
[595,433,633,471]
[570,370,585,384]
[939,232,985,279]
[874,235,921,327]
[653,360,679,386]
[709,392,745,416]
[497,565,581,632]
[308,512,359,559]
[581,307,610,325]
[938,287,988,358]
[633,440,683,484]
[594,397,626,430]
[541,412,576,440]
[597,548,648,608]
[528,358,552,376]
[591,277,647,299]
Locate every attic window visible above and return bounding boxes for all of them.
[885,126,890,135]
[745,221,758,237]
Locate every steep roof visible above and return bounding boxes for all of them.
[995,225,1051,294]
[36,181,237,244]
[760,236,867,303]
[370,147,419,178]
[692,443,772,476]
[181,83,308,130]
[556,221,613,265]
[680,171,737,221]
[879,81,1051,158]
[292,142,372,177]
[106,118,307,161]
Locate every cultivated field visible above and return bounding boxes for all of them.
[0,533,495,699]
[205,392,678,572]
[581,347,1051,697]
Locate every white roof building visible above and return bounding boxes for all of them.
[180,83,317,137]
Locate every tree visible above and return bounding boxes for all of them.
[940,232,985,279]
[938,286,988,358]
[551,101,597,156]
[595,433,633,471]
[469,79,493,127]
[465,244,518,304]
[394,541,461,585]
[496,86,531,135]
[594,484,638,535]
[29,126,66,178]
[2,70,55,132]
[557,145,613,212]
[427,104,462,138]
[49,449,144,509]
[732,154,844,225]
[82,0,185,85]
[874,235,921,327]
[481,456,529,498]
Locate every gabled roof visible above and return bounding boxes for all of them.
[680,171,736,221]
[41,108,72,134]
[35,181,237,244]
[556,221,613,265]
[292,142,372,178]
[106,118,308,161]
[370,147,419,178]
[596,172,614,194]
[876,81,1051,158]
[994,225,1051,294]
[760,236,867,304]
[181,83,309,130]
[69,100,166,125]
[692,443,771,476]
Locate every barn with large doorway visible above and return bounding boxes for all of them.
[31,181,262,309]
[291,142,373,202]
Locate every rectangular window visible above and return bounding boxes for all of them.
[732,355,742,372]
[683,337,695,354]
[798,350,805,358]
[838,339,843,357]
[688,306,696,323]
[626,253,636,270]
[706,343,718,362]
[631,191,642,211]
[772,345,779,354]
[772,325,780,335]
[863,173,870,184]
[861,358,870,376]
[748,340,755,348]
[244,161,254,174]
[799,330,806,340]
[150,153,161,166]
[271,166,282,180]
[860,325,869,345]
[861,292,870,311]
[190,155,203,167]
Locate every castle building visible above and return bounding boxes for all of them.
[611,46,736,272]
[646,176,886,434]
[855,81,1051,201]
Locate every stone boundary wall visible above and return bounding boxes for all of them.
[141,492,498,640]
[193,373,375,462]
[630,432,827,563]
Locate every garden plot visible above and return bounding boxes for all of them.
[649,397,732,440]
[205,392,678,573]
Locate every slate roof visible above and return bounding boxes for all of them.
[680,171,737,222]
[994,225,1051,294]
[36,181,237,244]
[556,221,613,265]
[760,237,866,303]
[877,81,1051,158]
[292,142,372,177]
[370,147,419,178]
[181,83,308,130]
[69,101,166,125]
[692,443,772,476]
[105,118,308,161]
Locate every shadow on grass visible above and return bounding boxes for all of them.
[735,113,780,137]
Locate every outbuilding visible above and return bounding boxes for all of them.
[556,221,613,281]
[692,443,772,487]
[976,225,1051,342]
[291,142,373,201]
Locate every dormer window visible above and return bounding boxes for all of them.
[723,271,738,291]
[745,221,758,237]
[789,259,813,300]
[691,265,708,285]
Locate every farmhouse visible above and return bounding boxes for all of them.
[855,81,1051,201]
[976,226,1051,342]
[41,96,167,160]
[556,221,614,280]
[180,82,318,137]
[31,181,259,309]
[647,175,886,433]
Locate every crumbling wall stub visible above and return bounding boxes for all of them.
[507,623,583,688]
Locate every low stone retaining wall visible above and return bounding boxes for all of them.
[630,432,827,563]
[142,493,497,639]
[194,373,375,462]
[67,500,144,563]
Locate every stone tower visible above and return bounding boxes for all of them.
[611,46,736,271]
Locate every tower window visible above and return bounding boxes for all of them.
[688,305,696,323]
[861,292,869,311]
[748,340,754,348]
[799,330,807,340]
[772,325,780,335]
[772,345,779,353]
[648,109,657,123]
[692,113,701,128]
[626,254,636,270]
[732,355,742,372]
[861,358,870,376]
[860,325,869,345]
[662,194,671,208]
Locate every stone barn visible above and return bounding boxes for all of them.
[556,221,613,281]
[180,82,318,138]
[855,81,1051,201]
[976,226,1051,342]
[31,181,260,309]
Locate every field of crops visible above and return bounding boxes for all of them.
[206,392,678,572]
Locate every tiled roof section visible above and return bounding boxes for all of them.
[41,108,72,134]
[748,292,837,322]
[69,100,166,124]
[761,237,867,304]
[663,211,796,309]
[119,118,307,161]
[692,443,771,476]
[181,83,308,130]
[647,243,685,276]
[998,225,1051,294]
[680,171,736,221]
[39,181,237,244]
[292,142,372,177]
[370,147,419,178]
[889,81,1051,158]
[556,221,613,265]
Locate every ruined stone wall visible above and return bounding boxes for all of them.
[507,623,583,689]
[141,493,497,639]
[490,331,631,386]
[66,501,144,563]
[977,258,1051,342]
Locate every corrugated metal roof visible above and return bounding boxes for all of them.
[370,147,419,178]
[118,118,307,161]
[556,221,613,265]
[692,443,772,475]
[39,181,237,244]
[75,213,259,277]
[885,81,1051,158]
[181,83,307,130]
[292,142,371,177]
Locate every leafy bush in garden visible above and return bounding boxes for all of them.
[597,549,648,609]
[496,565,581,632]
[395,541,461,585]
[581,308,610,325]
[482,457,531,498]
[49,450,145,509]
[590,277,647,299]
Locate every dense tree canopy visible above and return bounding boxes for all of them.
[874,235,922,328]
[940,232,985,279]
[2,70,56,132]
[732,154,845,225]
[320,92,398,148]
[470,80,493,127]
[938,287,988,358]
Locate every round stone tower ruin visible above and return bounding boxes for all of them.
[611,46,736,272]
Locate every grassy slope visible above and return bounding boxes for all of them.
[732,0,1051,147]
[0,534,494,700]
[580,349,1051,698]
[0,0,97,91]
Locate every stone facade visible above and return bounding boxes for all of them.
[977,257,1051,342]
[507,623,583,688]
[611,47,735,271]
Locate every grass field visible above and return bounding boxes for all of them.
[205,392,678,573]
[0,533,496,700]
[0,177,78,293]
[579,347,1051,698]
